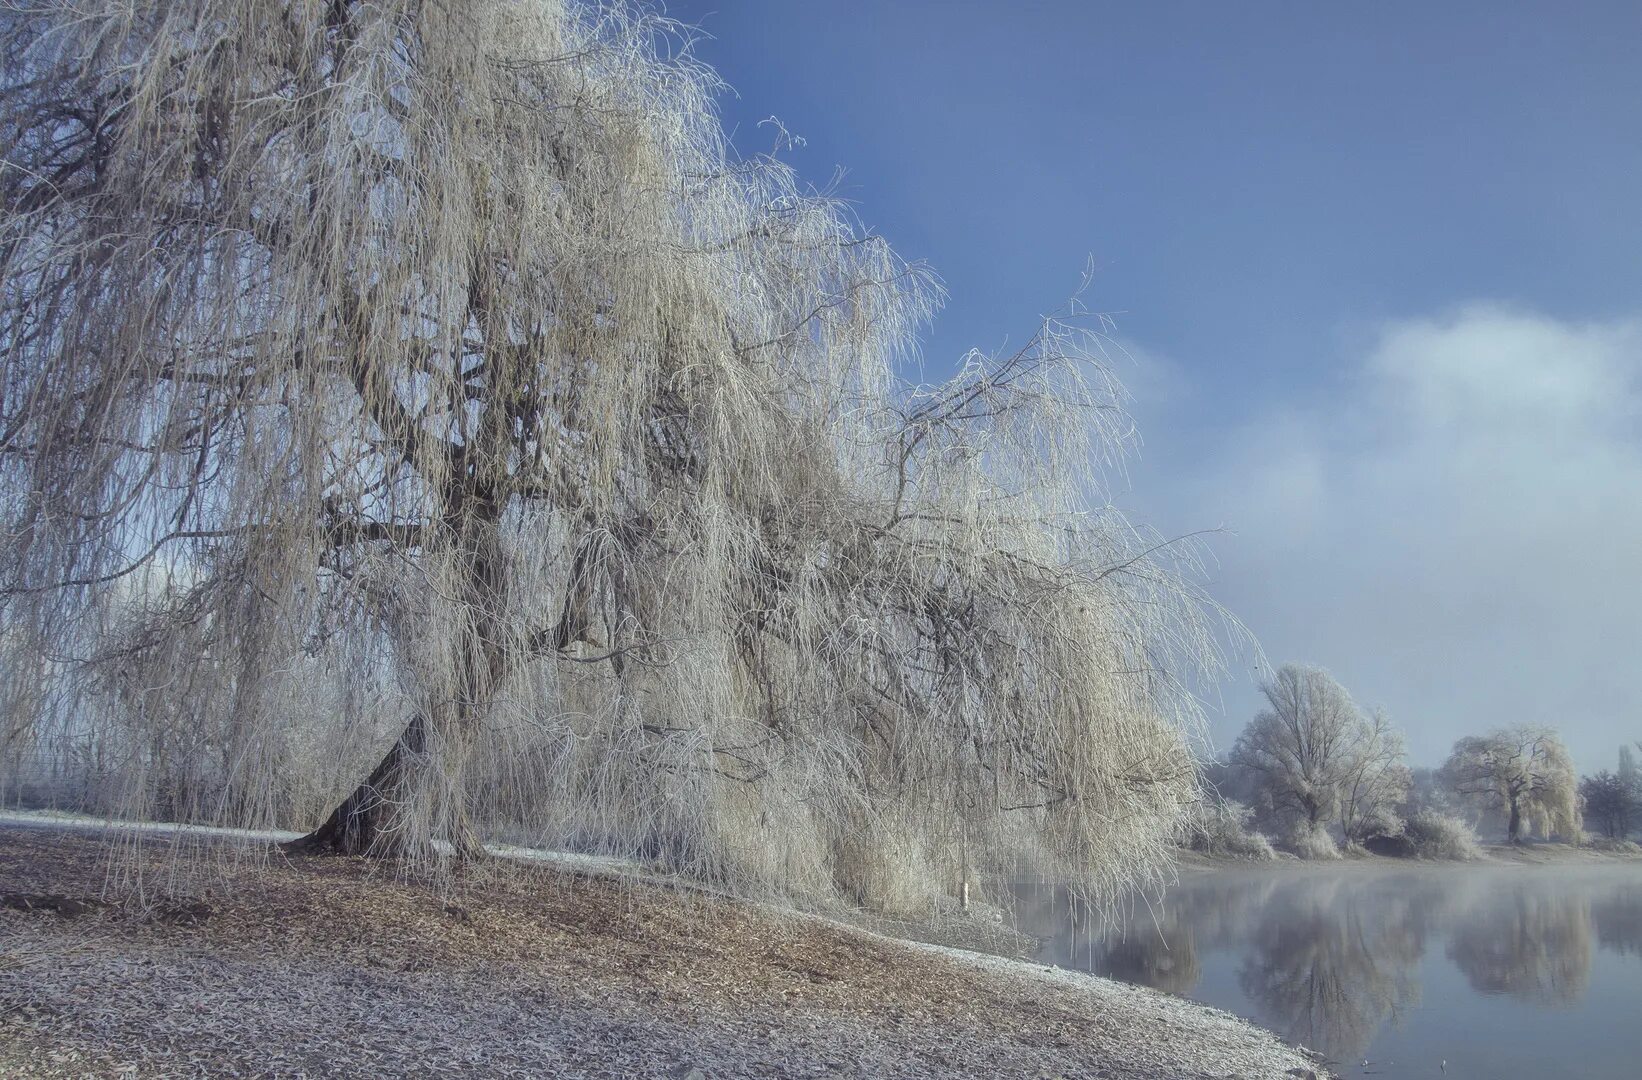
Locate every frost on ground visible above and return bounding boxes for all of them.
[0,826,1327,1079]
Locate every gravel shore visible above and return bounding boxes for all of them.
[1,825,1327,1079]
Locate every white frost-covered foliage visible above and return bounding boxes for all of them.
[0,0,1229,914]
[1282,821,1342,861]
[1179,795,1275,860]
[1399,812,1483,862]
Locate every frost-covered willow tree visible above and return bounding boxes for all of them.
[0,0,1226,908]
[1441,727,1578,844]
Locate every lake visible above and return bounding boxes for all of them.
[1013,862,1642,1079]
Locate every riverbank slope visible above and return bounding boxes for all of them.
[1,825,1326,1079]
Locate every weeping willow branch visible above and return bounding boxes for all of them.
[0,0,1238,917]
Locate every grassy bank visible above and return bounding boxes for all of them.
[0,825,1327,1079]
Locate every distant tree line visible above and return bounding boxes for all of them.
[1190,663,1625,860]
[1578,743,1642,841]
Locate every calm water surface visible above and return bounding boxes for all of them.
[1013,863,1642,1079]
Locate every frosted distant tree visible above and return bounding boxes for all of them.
[1579,772,1635,840]
[1441,727,1578,844]
[1404,766,1460,817]
[1620,744,1640,801]
[0,0,1227,907]
[1230,665,1407,841]
[1578,742,1642,841]
[1622,744,1642,838]
[1337,709,1412,844]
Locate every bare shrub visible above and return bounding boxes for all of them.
[0,0,1231,915]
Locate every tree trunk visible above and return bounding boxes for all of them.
[284,714,432,857]
[1507,796,1522,844]
[288,518,510,859]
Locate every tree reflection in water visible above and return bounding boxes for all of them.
[1591,881,1642,959]
[1446,884,1592,1005]
[1014,866,1639,1065]
[1011,874,1274,996]
[1234,875,1428,1061]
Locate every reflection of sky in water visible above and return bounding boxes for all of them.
[1013,866,1642,1079]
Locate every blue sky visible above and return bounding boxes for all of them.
[665,1,1642,770]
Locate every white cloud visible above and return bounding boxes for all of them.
[1132,306,1642,771]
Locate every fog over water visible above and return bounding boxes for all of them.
[1015,864,1642,1079]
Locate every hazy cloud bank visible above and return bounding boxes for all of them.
[1133,306,1642,770]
